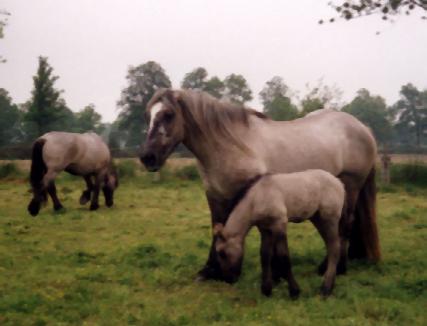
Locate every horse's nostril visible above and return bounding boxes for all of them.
[141,153,156,167]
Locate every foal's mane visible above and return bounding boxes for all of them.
[148,88,268,153]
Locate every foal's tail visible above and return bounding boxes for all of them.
[30,138,47,191]
[348,167,381,262]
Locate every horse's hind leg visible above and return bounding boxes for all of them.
[89,174,101,211]
[80,175,93,205]
[275,231,300,299]
[312,214,340,297]
[43,170,62,211]
[47,181,63,211]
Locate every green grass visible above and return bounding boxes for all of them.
[0,175,426,325]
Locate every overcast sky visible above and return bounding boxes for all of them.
[1,0,426,122]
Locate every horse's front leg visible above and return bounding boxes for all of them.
[80,175,93,205]
[260,229,274,296]
[196,193,230,281]
[318,177,359,276]
[89,174,101,211]
[275,231,300,299]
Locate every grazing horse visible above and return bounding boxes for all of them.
[213,170,346,297]
[139,88,380,281]
[28,131,118,216]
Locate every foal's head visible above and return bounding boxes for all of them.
[103,165,119,207]
[213,224,244,283]
[140,89,186,172]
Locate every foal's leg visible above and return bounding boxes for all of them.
[47,180,63,211]
[89,174,101,211]
[80,175,93,205]
[275,231,300,298]
[260,229,274,296]
[312,215,340,297]
[318,177,359,276]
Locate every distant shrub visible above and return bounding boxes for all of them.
[174,165,200,181]
[0,163,22,179]
[391,163,427,187]
[116,160,138,178]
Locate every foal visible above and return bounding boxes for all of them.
[214,169,346,297]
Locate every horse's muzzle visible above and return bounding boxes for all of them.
[140,152,160,172]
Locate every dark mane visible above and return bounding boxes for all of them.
[147,88,268,152]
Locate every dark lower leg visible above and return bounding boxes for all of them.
[102,186,113,207]
[90,178,100,210]
[47,182,63,210]
[260,230,274,297]
[275,234,300,298]
[80,175,93,205]
[197,194,230,281]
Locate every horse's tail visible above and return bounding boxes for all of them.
[30,138,47,191]
[348,167,381,261]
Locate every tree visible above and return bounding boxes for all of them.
[181,67,224,99]
[266,96,299,121]
[0,88,22,146]
[117,61,171,146]
[300,80,343,116]
[393,83,427,148]
[75,104,104,134]
[259,76,298,121]
[320,0,427,23]
[0,9,10,62]
[204,76,225,99]
[223,74,253,105]
[259,76,291,108]
[342,89,392,145]
[23,56,75,140]
[181,67,208,90]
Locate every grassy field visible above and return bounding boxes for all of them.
[0,171,426,325]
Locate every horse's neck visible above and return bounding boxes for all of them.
[224,198,254,242]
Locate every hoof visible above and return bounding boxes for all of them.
[105,200,113,207]
[289,286,301,299]
[79,191,90,205]
[195,266,224,282]
[90,203,99,211]
[320,285,333,298]
[261,282,273,297]
[54,204,64,211]
[28,200,40,217]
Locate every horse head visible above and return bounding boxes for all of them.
[213,223,244,283]
[140,89,186,172]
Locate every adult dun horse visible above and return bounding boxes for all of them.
[140,88,380,281]
[28,131,118,216]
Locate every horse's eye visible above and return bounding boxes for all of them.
[164,112,174,123]
[218,250,227,259]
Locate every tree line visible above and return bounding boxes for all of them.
[1,56,426,158]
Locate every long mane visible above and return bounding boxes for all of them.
[148,88,268,153]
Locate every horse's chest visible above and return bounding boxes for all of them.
[202,164,264,199]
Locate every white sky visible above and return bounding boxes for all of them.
[0,0,426,122]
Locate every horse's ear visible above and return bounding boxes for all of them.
[213,223,224,238]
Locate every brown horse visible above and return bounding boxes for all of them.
[28,131,118,216]
[213,169,346,297]
[139,88,380,281]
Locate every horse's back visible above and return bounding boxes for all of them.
[39,131,110,174]
[251,170,344,222]
[253,110,376,180]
